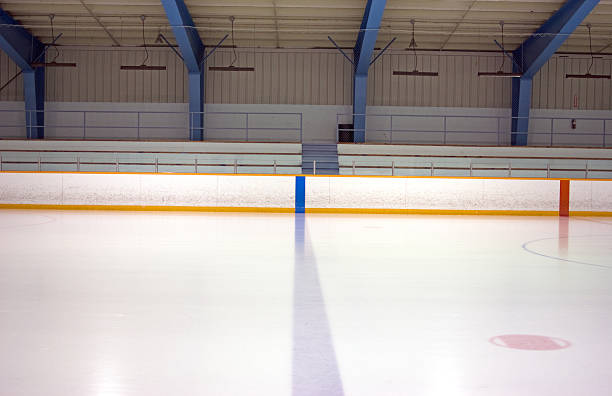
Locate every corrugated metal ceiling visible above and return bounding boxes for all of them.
[1,0,612,52]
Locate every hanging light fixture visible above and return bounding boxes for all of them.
[120,15,167,71]
[31,14,77,68]
[209,16,254,72]
[566,24,611,79]
[478,21,522,78]
[393,20,438,77]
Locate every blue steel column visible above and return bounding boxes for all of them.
[161,0,205,141]
[0,8,45,139]
[511,0,600,146]
[511,65,532,146]
[188,69,205,140]
[353,0,386,143]
[23,68,45,139]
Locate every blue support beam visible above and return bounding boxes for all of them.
[511,71,533,146]
[353,0,387,143]
[23,68,45,139]
[160,0,206,141]
[0,8,45,139]
[511,0,599,146]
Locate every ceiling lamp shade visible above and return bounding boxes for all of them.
[120,16,167,71]
[35,14,78,69]
[392,20,438,78]
[209,66,255,72]
[478,71,523,78]
[208,17,254,73]
[120,65,167,71]
[477,22,523,78]
[565,24,611,80]
[31,61,77,68]
[566,73,610,79]
[393,70,438,77]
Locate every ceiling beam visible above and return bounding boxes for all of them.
[78,0,121,46]
[160,0,204,72]
[513,0,601,78]
[439,0,478,50]
[273,1,280,48]
[160,0,205,141]
[0,8,43,70]
[0,7,45,138]
[354,0,387,75]
[353,0,387,143]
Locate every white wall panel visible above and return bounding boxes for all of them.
[482,179,559,211]
[570,180,612,212]
[592,181,612,212]
[0,172,62,204]
[1,172,611,214]
[329,177,406,209]
[217,175,294,208]
[306,177,561,212]
[62,173,141,206]
[0,172,295,209]
[140,174,218,207]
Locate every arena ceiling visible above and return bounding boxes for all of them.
[1,0,612,53]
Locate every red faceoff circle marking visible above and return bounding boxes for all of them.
[490,334,571,351]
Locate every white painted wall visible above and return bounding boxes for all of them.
[570,180,612,212]
[1,101,611,146]
[0,172,296,209]
[306,177,561,212]
[2,172,610,214]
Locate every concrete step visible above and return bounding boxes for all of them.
[302,143,339,175]
[302,163,339,170]
[302,155,338,162]
[302,169,339,175]
[303,147,338,153]
[303,151,339,157]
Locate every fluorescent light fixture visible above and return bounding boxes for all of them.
[393,70,438,77]
[31,61,77,68]
[565,73,610,79]
[564,25,611,80]
[120,65,167,71]
[209,66,255,72]
[478,71,523,78]
[120,15,166,72]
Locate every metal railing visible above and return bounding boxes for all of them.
[0,110,303,142]
[0,155,300,175]
[337,113,612,147]
[341,159,611,179]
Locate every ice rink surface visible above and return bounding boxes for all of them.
[0,209,611,396]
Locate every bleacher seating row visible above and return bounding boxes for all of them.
[2,140,612,179]
[0,141,302,174]
[338,144,612,179]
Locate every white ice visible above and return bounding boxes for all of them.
[0,210,611,396]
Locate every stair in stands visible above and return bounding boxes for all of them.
[301,143,339,175]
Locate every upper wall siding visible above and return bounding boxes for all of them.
[205,49,354,105]
[532,56,612,110]
[44,47,188,103]
[1,47,611,110]
[0,50,24,101]
[367,53,513,108]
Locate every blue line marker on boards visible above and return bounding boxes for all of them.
[295,176,305,213]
